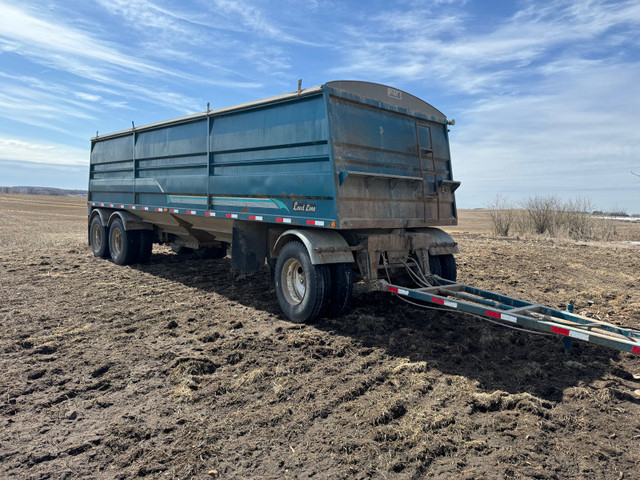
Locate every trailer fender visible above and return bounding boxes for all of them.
[107,210,154,231]
[273,229,354,265]
[89,208,109,226]
[412,227,459,256]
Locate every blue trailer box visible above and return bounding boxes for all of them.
[88,81,460,321]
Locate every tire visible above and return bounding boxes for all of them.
[89,216,110,258]
[137,230,154,264]
[274,241,331,323]
[429,255,442,277]
[326,263,354,318]
[109,218,139,266]
[439,254,457,281]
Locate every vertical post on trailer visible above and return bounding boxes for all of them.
[564,302,575,351]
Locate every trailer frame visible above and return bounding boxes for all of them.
[379,277,640,355]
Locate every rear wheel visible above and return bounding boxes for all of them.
[327,263,354,318]
[429,255,442,277]
[439,254,457,281]
[109,218,139,266]
[137,230,154,264]
[275,241,330,323]
[90,216,110,258]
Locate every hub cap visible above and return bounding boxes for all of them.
[281,258,306,306]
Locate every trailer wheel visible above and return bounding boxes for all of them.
[275,241,330,323]
[137,230,154,264]
[429,255,442,277]
[109,218,139,266]
[90,216,110,258]
[327,263,354,318]
[439,254,457,281]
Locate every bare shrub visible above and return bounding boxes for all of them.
[520,195,562,235]
[557,196,594,240]
[487,195,516,236]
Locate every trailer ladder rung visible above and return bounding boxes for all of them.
[383,278,640,355]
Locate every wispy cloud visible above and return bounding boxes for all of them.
[331,0,640,94]
[0,135,87,166]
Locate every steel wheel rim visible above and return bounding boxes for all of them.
[111,228,123,257]
[91,223,102,250]
[281,258,306,306]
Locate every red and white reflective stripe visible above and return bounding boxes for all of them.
[142,207,149,211]
[276,218,292,224]
[155,207,163,212]
[170,209,179,213]
[226,213,238,219]
[550,326,589,341]
[186,210,196,215]
[486,310,518,323]
[118,204,124,208]
[633,346,640,355]
[99,203,104,207]
[432,297,457,308]
[388,286,409,296]
[130,206,136,210]
[306,220,324,226]
[108,204,114,207]
[205,211,215,216]
[249,215,263,221]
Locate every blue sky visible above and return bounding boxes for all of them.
[1,0,639,212]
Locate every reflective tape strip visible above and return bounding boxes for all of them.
[550,326,570,336]
[550,326,589,341]
[155,208,163,212]
[226,213,238,219]
[277,218,292,223]
[249,215,263,221]
[486,310,518,323]
[108,204,114,207]
[205,212,215,216]
[187,210,196,215]
[633,346,640,355]
[119,205,124,208]
[444,300,457,308]
[99,203,104,207]
[387,286,409,296]
[306,220,324,226]
[432,297,445,305]
[142,207,149,211]
[130,206,136,210]
[569,330,589,341]
[170,209,179,213]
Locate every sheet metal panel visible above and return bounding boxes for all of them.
[88,81,458,230]
[324,82,457,229]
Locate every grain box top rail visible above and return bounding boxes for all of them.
[91,81,449,142]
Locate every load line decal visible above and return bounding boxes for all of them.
[386,283,640,355]
[88,201,334,228]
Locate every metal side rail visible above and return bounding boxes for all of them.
[378,277,640,355]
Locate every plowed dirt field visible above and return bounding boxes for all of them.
[1,194,640,479]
